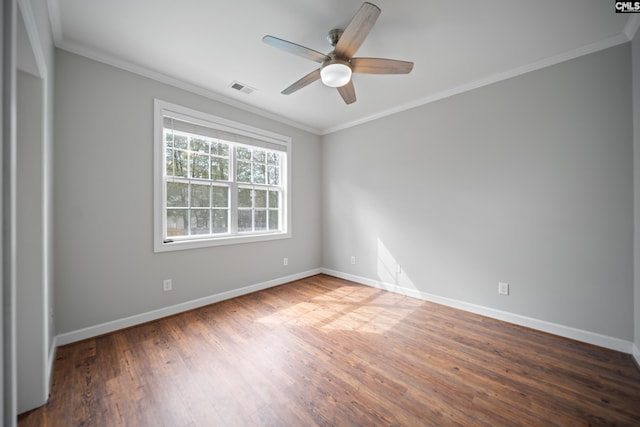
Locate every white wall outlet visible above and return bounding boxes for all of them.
[396,264,402,274]
[350,256,356,265]
[283,257,288,266]
[498,282,509,296]
[163,279,172,292]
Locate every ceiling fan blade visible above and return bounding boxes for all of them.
[337,80,356,104]
[282,69,321,95]
[351,57,414,74]
[263,35,329,63]
[335,2,381,59]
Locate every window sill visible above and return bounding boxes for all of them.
[154,231,291,252]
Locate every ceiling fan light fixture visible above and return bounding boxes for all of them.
[320,60,352,87]
[263,2,412,104]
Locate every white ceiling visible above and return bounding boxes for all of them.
[48,0,638,134]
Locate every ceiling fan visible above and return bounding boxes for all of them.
[263,2,414,105]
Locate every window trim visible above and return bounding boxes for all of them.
[154,99,291,252]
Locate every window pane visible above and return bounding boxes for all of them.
[212,209,228,233]
[211,157,229,181]
[167,149,187,177]
[237,161,251,183]
[167,182,188,207]
[267,166,279,185]
[253,163,266,184]
[268,190,279,208]
[190,137,209,154]
[269,210,279,230]
[237,146,251,160]
[166,209,188,236]
[238,210,252,232]
[254,189,267,208]
[191,184,210,207]
[174,134,188,149]
[253,149,266,163]
[165,132,174,148]
[211,141,229,157]
[267,152,279,165]
[212,186,228,207]
[255,210,267,231]
[238,188,252,208]
[191,153,210,179]
[190,210,210,235]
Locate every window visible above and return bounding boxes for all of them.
[154,99,290,252]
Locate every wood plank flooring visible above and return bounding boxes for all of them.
[18,274,640,426]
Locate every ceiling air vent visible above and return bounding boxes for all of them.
[230,81,255,95]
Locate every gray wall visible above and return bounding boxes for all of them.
[634,30,640,351]
[322,43,633,340]
[54,49,322,334]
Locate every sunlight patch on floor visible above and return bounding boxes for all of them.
[257,285,420,334]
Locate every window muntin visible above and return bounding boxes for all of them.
[154,99,290,252]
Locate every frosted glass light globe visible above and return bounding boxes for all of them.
[321,61,352,87]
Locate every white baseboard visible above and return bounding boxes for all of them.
[321,268,635,355]
[53,267,638,360]
[56,269,322,346]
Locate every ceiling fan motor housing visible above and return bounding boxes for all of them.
[327,29,343,47]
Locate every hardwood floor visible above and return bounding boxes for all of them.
[18,274,640,426]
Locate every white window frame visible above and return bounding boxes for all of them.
[154,99,291,252]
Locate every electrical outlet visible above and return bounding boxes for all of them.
[498,282,509,296]
[350,256,356,265]
[163,279,172,292]
[283,257,288,266]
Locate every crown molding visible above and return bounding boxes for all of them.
[322,32,631,135]
[46,0,323,135]
[57,40,323,135]
[44,1,636,136]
